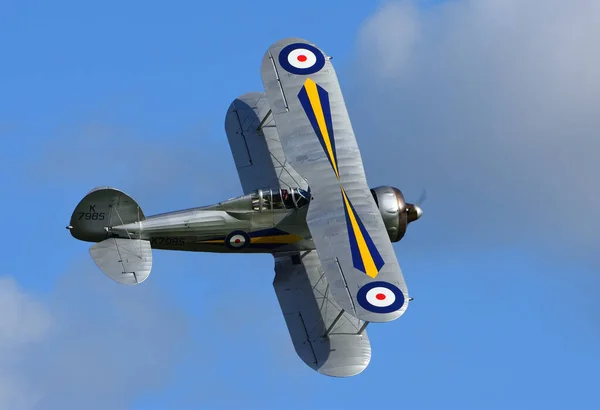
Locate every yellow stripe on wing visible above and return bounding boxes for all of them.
[341,188,379,278]
[304,78,340,179]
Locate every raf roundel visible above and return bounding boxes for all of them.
[278,43,326,75]
[357,281,405,314]
[225,230,251,250]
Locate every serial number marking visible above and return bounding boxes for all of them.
[150,237,185,246]
[78,212,105,220]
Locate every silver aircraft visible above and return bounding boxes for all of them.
[67,38,422,378]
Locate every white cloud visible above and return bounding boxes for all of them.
[349,0,600,260]
[357,1,420,78]
[0,271,188,410]
[0,278,50,410]
[0,278,51,348]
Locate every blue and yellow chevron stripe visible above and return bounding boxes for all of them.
[249,228,302,246]
[298,78,385,277]
[297,78,339,179]
[341,187,385,278]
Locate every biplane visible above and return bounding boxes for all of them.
[67,38,423,377]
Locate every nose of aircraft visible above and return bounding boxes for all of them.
[407,203,423,223]
[413,204,423,220]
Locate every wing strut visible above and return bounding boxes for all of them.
[323,309,345,338]
[357,321,369,335]
[256,108,272,131]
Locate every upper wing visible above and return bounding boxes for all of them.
[273,251,371,377]
[260,38,409,322]
[224,92,308,194]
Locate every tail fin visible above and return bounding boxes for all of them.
[68,187,145,243]
[68,187,151,285]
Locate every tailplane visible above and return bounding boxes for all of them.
[89,238,152,285]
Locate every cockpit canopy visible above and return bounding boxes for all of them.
[251,188,310,211]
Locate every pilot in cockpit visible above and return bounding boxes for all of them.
[281,189,295,208]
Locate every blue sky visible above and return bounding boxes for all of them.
[2,0,600,409]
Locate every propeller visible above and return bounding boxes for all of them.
[416,189,427,207]
[406,189,425,223]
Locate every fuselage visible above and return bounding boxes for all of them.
[107,188,314,254]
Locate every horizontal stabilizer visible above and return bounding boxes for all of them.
[89,238,152,285]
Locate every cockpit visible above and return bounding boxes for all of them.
[251,188,310,212]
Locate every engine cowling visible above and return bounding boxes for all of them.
[370,186,422,242]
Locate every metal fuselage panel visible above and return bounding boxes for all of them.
[108,192,313,254]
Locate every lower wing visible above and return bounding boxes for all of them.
[224,92,307,194]
[273,251,371,377]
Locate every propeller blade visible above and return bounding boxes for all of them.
[416,189,427,206]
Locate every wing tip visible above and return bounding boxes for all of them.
[318,363,369,378]
[313,333,372,378]
[355,306,409,323]
[265,37,313,50]
[261,37,323,65]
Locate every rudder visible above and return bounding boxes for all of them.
[68,187,145,243]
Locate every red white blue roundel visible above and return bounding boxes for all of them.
[225,230,251,250]
[278,43,325,75]
[357,281,405,314]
